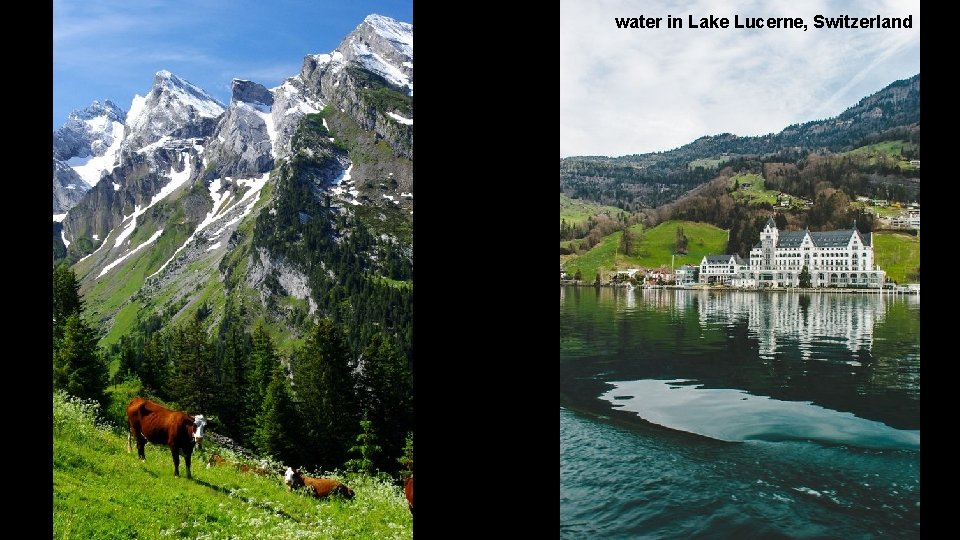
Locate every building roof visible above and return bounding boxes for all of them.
[809,229,856,247]
[704,254,744,265]
[776,231,807,248]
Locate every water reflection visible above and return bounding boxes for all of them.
[600,379,920,449]
[559,287,920,430]
[695,292,894,359]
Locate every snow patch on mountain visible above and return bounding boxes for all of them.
[126,95,147,125]
[65,120,124,186]
[350,40,412,93]
[332,163,353,185]
[54,213,67,222]
[148,172,269,280]
[363,14,413,57]
[99,229,164,278]
[136,136,173,155]
[114,156,193,248]
[386,112,413,125]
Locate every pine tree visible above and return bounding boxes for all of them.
[397,431,413,481]
[171,311,216,413]
[253,364,301,464]
[675,225,689,254]
[619,227,634,257]
[293,318,360,470]
[346,414,382,475]
[246,324,278,442]
[358,335,412,475]
[53,264,83,342]
[140,330,170,398]
[218,322,250,442]
[53,314,108,406]
[115,334,139,383]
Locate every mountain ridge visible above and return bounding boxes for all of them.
[560,74,920,210]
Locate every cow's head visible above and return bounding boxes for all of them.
[284,467,304,490]
[190,415,208,446]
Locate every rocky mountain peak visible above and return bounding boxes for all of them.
[148,70,226,118]
[67,100,126,123]
[123,70,226,152]
[337,14,413,94]
[361,14,413,57]
[55,99,127,161]
[231,79,274,107]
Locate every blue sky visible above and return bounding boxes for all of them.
[561,0,920,157]
[54,0,412,128]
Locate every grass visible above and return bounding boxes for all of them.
[855,202,906,218]
[842,140,920,172]
[83,223,196,343]
[729,174,778,206]
[873,231,920,284]
[559,194,621,226]
[563,220,728,284]
[54,391,412,539]
[104,301,142,369]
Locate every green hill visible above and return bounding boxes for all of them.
[560,194,621,226]
[873,231,920,284]
[54,392,412,539]
[563,220,728,283]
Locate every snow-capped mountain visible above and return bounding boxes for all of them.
[54,99,126,164]
[337,14,413,95]
[54,14,413,350]
[52,100,127,213]
[122,70,226,153]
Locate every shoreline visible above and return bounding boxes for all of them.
[559,282,919,295]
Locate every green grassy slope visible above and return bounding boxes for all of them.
[54,392,412,539]
[560,194,621,226]
[729,173,778,206]
[873,231,920,284]
[842,140,920,172]
[563,220,728,283]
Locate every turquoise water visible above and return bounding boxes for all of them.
[560,288,920,538]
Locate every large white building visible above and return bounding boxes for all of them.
[737,217,885,288]
[699,255,744,284]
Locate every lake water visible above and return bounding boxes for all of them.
[560,287,920,539]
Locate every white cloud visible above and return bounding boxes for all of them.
[560,0,920,157]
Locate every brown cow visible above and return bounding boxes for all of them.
[284,467,355,499]
[126,397,208,478]
[405,474,413,513]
